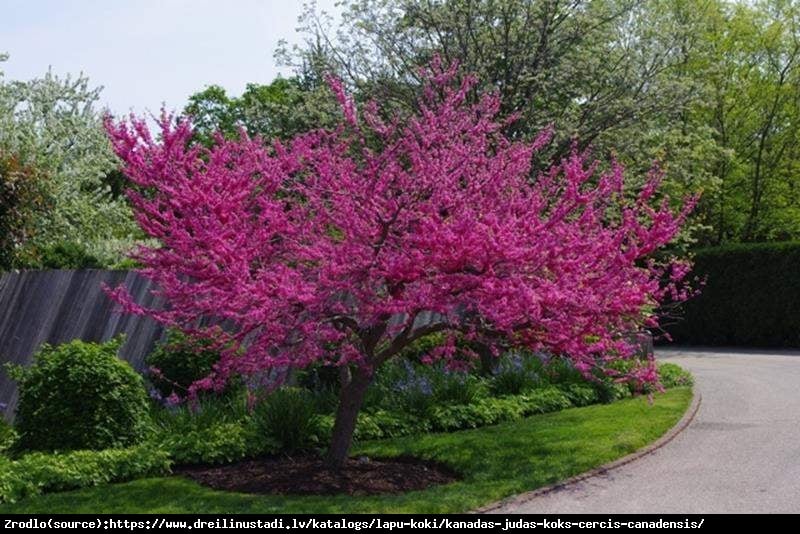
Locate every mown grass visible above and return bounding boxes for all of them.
[0,387,691,513]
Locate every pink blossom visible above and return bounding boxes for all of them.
[104,61,697,393]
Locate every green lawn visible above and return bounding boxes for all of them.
[1,387,691,513]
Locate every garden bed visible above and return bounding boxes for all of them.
[0,388,693,513]
[177,454,458,496]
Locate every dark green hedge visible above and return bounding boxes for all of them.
[666,242,800,347]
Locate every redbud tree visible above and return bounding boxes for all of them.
[105,61,696,468]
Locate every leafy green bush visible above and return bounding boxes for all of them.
[431,370,485,405]
[149,393,273,465]
[429,386,572,432]
[363,361,437,416]
[34,242,103,269]
[0,444,171,503]
[666,242,800,347]
[146,329,226,398]
[7,337,151,452]
[253,388,320,451]
[149,394,249,434]
[157,422,275,466]
[355,410,427,441]
[657,362,694,388]
[544,357,586,384]
[559,383,601,407]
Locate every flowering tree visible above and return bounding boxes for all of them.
[105,61,696,468]
[0,57,139,266]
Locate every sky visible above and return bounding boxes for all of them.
[1,0,342,115]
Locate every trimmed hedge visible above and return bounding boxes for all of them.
[0,444,171,503]
[666,242,800,347]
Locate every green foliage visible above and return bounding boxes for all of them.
[559,383,602,407]
[355,410,428,441]
[667,242,800,346]
[488,353,544,395]
[0,151,48,269]
[252,388,321,452]
[0,444,170,504]
[25,242,103,269]
[7,337,150,452]
[149,394,274,466]
[146,329,225,397]
[428,387,572,432]
[657,363,694,389]
[0,63,139,266]
[430,371,485,405]
[183,77,339,145]
[157,422,273,466]
[0,389,692,513]
[316,410,429,442]
[0,420,17,454]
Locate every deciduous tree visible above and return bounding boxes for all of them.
[106,61,695,468]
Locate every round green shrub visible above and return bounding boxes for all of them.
[7,337,150,452]
[38,242,103,269]
[145,328,224,398]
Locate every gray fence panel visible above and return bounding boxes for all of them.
[0,270,166,420]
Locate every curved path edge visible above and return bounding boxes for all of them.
[474,388,702,514]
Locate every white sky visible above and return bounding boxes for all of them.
[1,0,342,115]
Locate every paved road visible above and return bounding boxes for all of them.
[488,348,800,513]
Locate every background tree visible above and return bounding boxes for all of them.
[0,54,139,267]
[696,0,800,242]
[0,151,48,269]
[183,77,340,145]
[277,0,800,246]
[106,63,695,469]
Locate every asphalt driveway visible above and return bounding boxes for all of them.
[487,348,800,513]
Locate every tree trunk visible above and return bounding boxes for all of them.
[325,367,373,470]
[475,341,498,376]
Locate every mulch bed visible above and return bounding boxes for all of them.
[176,454,460,496]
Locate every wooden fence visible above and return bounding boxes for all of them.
[0,270,165,419]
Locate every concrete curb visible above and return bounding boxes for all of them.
[474,387,702,514]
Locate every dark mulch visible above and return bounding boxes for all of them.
[176,454,459,496]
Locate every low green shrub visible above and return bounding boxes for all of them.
[430,371,485,405]
[156,421,275,466]
[146,329,226,398]
[0,444,171,503]
[34,242,103,269]
[543,357,586,385]
[489,352,544,395]
[559,383,601,407]
[429,386,572,431]
[150,393,249,433]
[7,337,151,452]
[356,410,427,441]
[149,394,267,465]
[253,388,320,451]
